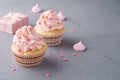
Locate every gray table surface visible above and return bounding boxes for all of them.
[0,0,120,80]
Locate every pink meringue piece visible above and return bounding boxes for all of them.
[57,11,66,21]
[45,73,51,77]
[73,41,86,52]
[11,68,16,71]
[31,4,42,13]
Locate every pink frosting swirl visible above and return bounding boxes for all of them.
[13,25,45,52]
[36,10,64,31]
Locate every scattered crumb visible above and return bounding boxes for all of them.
[60,54,64,57]
[71,29,75,33]
[63,57,68,61]
[71,53,77,56]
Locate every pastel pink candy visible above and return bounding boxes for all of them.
[57,11,66,21]
[11,68,16,71]
[73,41,86,51]
[31,4,42,13]
[45,73,51,77]
[0,12,28,34]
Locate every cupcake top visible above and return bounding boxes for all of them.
[36,10,64,31]
[12,25,45,52]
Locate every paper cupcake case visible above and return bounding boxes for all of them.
[11,44,47,67]
[13,52,45,67]
[35,26,65,46]
[43,35,63,46]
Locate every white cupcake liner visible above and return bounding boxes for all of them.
[43,36,63,46]
[13,50,46,67]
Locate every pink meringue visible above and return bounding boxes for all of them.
[31,4,42,13]
[11,68,16,71]
[45,73,51,77]
[57,11,66,21]
[73,41,86,52]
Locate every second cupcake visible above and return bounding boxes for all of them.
[35,10,65,46]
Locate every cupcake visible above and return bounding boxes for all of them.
[11,25,47,67]
[35,10,65,46]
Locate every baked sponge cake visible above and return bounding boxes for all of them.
[11,25,47,67]
[35,10,65,46]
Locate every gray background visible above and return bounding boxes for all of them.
[0,0,120,80]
